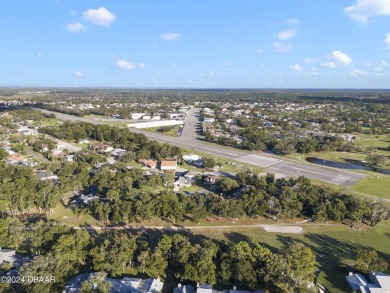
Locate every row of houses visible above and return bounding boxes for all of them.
[63,272,264,293]
[140,158,178,170]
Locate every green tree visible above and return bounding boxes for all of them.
[355,248,388,273]
[80,272,113,293]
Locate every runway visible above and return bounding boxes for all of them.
[36,108,366,187]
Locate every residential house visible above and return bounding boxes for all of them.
[93,143,114,153]
[77,194,98,206]
[182,154,201,164]
[6,154,28,164]
[36,172,59,181]
[197,284,213,293]
[78,139,90,144]
[140,159,158,169]
[2,145,15,155]
[66,155,75,162]
[130,113,146,120]
[203,117,215,123]
[17,126,38,136]
[345,271,390,292]
[183,171,196,182]
[41,144,49,152]
[52,149,66,159]
[174,176,192,189]
[173,284,195,293]
[111,149,127,158]
[21,161,39,167]
[64,273,164,293]
[160,159,177,171]
[204,174,219,190]
[0,248,16,266]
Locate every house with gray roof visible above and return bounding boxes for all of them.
[63,273,164,293]
[346,271,390,292]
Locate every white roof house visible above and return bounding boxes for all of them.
[174,284,195,293]
[346,272,390,293]
[0,248,16,266]
[182,154,201,163]
[64,274,164,293]
[36,172,59,181]
[197,284,213,293]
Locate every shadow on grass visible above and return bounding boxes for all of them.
[223,232,276,252]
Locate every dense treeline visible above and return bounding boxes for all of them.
[206,127,360,154]
[41,121,182,160]
[0,218,318,292]
[1,156,387,228]
[85,166,389,228]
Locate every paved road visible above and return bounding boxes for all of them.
[26,149,50,163]
[36,108,366,187]
[180,107,200,138]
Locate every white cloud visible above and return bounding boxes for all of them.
[321,51,352,68]
[256,48,264,54]
[326,50,353,66]
[139,62,145,69]
[160,33,181,41]
[348,69,368,76]
[381,60,390,67]
[117,59,135,70]
[289,64,303,71]
[277,29,296,40]
[74,71,83,77]
[321,62,337,68]
[82,7,116,26]
[344,0,390,23]
[286,19,300,25]
[65,22,85,33]
[36,52,44,58]
[273,42,292,52]
[385,33,390,48]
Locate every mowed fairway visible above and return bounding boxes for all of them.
[188,221,390,293]
[352,175,390,200]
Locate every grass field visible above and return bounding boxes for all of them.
[354,134,390,154]
[188,221,390,293]
[47,204,101,227]
[351,175,390,200]
[141,125,182,137]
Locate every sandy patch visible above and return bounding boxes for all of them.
[262,225,303,234]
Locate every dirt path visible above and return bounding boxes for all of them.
[75,223,323,234]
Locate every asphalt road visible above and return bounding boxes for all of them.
[37,108,366,187]
[180,107,200,138]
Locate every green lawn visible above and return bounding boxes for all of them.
[351,175,390,200]
[354,134,390,153]
[141,125,182,137]
[47,204,101,227]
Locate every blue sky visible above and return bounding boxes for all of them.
[1,0,390,88]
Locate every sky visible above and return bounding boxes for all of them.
[1,0,390,88]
